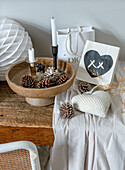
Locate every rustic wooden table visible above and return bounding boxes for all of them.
[0,81,54,146]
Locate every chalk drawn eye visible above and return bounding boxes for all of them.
[88,60,104,70]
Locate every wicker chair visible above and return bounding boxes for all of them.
[0,141,41,170]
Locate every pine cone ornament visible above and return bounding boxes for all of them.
[60,102,74,119]
[56,74,69,85]
[35,63,45,73]
[20,75,35,88]
[78,81,94,94]
[37,78,50,88]
[44,67,60,79]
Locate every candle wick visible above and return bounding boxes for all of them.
[52,17,54,19]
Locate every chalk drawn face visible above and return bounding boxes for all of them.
[84,50,113,77]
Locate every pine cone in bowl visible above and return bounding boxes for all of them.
[37,78,50,88]
[56,74,69,85]
[44,67,60,79]
[20,75,35,88]
[60,102,74,119]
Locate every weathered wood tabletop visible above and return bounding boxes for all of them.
[0,81,54,146]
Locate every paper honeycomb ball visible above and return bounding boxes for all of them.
[0,17,32,80]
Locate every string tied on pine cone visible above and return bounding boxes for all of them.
[60,102,74,119]
[20,75,35,88]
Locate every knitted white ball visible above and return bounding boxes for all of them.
[0,17,32,80]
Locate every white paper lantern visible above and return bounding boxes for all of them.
[0,17,32,80]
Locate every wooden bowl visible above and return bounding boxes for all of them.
[6,57,75,106]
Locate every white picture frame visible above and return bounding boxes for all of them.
[76,40,120,85]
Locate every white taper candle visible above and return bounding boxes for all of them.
[51,17,57,47]
[28,48,35,63]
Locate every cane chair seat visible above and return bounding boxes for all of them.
[0,141,41,170]
[0,149,32,170]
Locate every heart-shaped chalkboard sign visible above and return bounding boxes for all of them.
[84,50,113,78]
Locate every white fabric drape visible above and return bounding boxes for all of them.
[51,60,125,170]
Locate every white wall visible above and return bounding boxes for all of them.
[1,0,125,59]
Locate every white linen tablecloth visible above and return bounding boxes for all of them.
[50,60,125,170]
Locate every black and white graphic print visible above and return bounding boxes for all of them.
[84,50,113,77]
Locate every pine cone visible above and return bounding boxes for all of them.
[56,74,68,85]
[49,77,57,86]
[35,63,45,73]
[37,78,50,88]
[20,75,35,88]
[78,81,94,94]
[60,102,74,119]
[44,67,60,79]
